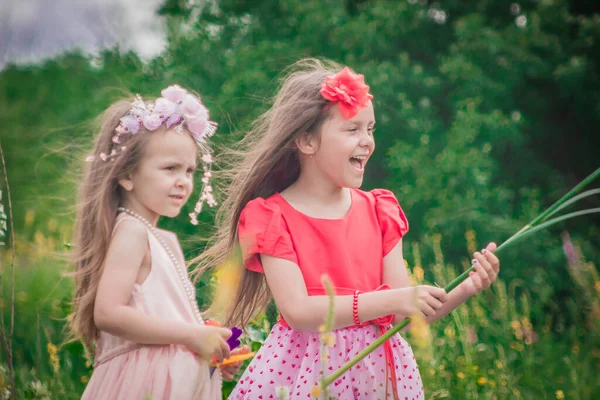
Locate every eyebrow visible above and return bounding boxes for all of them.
[161,159,198,168]
[345,120,376,126]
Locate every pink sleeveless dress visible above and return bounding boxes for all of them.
[81,214,222,400]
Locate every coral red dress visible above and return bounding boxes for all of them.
[229,189,424,399]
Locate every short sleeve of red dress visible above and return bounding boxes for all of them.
[372,189,409,256]
[237,198,298,273]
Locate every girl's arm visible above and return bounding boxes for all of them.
[94,219,231,360]
[382,240,500,324]
[261,254,446,332]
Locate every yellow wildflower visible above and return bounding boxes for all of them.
[47,343,60,373]
[465,229,477,254]
[320,347,328,363]
[319,330,335,346]
[25,209,35,226]
[310,384,322,398]
[556,390,565,399]
[477,377,487,385]
[210,254,243,319]
[408,273,417,286]
[443,326,455,339]
[457,372,465,379]
[413,266,424,282]
[409,307,431,349]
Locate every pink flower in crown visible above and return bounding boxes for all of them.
[120,115,141,133]
[320,67,373,119]
[186,114,208,138]
[180,93,210,137]
[142,113,163,131]
[153,98,177,119]
[180,94,209,118]
[161,85,188,103]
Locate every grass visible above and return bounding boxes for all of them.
[1,222,598,399]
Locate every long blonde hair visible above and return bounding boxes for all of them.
[69,98,188,354]
[191,58,345,328]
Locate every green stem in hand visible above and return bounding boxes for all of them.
[322,167,600,389]
[526,167,600,228]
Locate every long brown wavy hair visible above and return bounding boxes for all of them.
[191,58,346,328]
[69,98,195,354]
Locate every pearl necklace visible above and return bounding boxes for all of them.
[117,207,203,323]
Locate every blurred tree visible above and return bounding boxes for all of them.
[158,0,600,281]
[0,0,598,317]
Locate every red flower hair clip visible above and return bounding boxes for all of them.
[319,67,373,119]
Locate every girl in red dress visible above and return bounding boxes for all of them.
[195,59,500,399]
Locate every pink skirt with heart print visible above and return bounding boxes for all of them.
[229,323,424,400]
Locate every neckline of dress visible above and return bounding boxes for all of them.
[274,188,355,221]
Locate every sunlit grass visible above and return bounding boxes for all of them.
[1,214,598,399]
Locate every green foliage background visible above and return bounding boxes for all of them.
[1,0,599,398]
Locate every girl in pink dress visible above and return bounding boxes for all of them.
[195,59,501,400]
[70,85,244,400]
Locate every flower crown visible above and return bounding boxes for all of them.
[87,85,218,225]
[319,67,373,119]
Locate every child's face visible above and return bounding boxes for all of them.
[123,128,198,221]
[313,101,375,189]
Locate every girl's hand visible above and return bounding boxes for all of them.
[398,285,448,318]
[413,285,448,318]
[186,325,232,362]
[463,242,500,296]
[219,345,250,380]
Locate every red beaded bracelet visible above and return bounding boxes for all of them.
[352,290,360,325]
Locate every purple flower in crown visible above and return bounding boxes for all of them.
[161,85,188,104]
[153,98,177,119]
[165,113,183,129]
[142,113,163,131]
[120,115,141,133]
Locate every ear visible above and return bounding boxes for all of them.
[118,176,134,192]
[294,132,319,156]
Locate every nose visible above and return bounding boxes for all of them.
[359,129,375,150]
[176,173,192,188]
